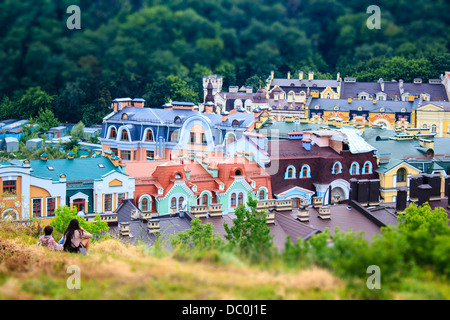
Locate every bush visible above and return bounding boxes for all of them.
[49,206,109,241]
[223,194,274,263]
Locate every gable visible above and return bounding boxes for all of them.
[108,179,123,187]
[417,104,443,112]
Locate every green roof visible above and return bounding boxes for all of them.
[29,157,121,182]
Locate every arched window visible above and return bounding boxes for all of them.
[109,127,117,139]
[122,113,128,120]
[238,193,244,206]
[171,197,177,208]
[120,130,129,141]
[140,196,151,212]
[332,162,342,174]
[432,124,437,133]
[350,162,360,175]
[145,129,154,141]
[174,173,182,179]
[202,194,209,206]
[284,166,296,179]
[259,190,265,200]
[397,168,407,183]
[178,197,184,209]
[174,116,181,124]
[300,165,311,178]
[362,161,373,174]
[235,169,242,176]
[171,130,179,142]
[231,194,236,208]
[326,93,331,99]
[232,120,239,127]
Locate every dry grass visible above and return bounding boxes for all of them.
[0,221,344,300]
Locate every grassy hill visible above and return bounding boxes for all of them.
[0,220,342,300]
[1,209,450,300]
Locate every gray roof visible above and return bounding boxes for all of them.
[271,78,340,90]
[341,80,448,101]
[107,106,255,128]
[307,98,417,113]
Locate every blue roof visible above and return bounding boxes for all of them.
[29,157,123,182]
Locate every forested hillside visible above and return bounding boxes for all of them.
[1,0,450,124]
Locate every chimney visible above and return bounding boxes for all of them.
[132,98,145,108]
[299,71,304,80]
[380,78,385,92]
[204,101,214,114]
[287,71,291,79]
[357,179,370,206]
[396,187,408,212]
[297,206,310,222]
[348,97,352,103]
[418,184,432,206]
[337,72,340,81]
[229,86,238,93]
[302,138,311,151]
[245,86,253,94]
[308,72,314,81]
[221,111,229,122]
[318,206,331,220]
[349,178,359,203]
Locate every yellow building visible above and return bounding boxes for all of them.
[375,159,421,202]
[415,102,450,137]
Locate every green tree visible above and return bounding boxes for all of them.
[50,205,109,241]
[171,218,223,251]
[17,87,55,119]
[71,121,85,140]
[31,108,59,133]
[223,193,273,262]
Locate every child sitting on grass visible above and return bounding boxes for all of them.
[37,225,63,251]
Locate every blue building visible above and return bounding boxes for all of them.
[99,98,258,161]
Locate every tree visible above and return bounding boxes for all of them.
[223,193,273,262]
[71,121,85,140]
[31,108,59,133]
[50,205,109,240]
[17,87,55,119]
[171,218,223,251]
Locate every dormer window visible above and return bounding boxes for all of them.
[122,113,128,120]
[145,130,154,141]
[109,127,117,139]
[232,120,239,128]
[175,173,182,179]
[174,116,181,124]
[121,130,129,141]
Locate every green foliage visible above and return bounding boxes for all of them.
[171,218,223,251]
[1,0,449,123]
[70,121,85,140]
[224,194,274,262]
[30,108,59,133]
[49,205,109,241]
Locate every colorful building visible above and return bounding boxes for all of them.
[0,154,134,221]
[362,126,450,202]
[100,98,258,162]
[124,153,272,216]
[265,128,378,205]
